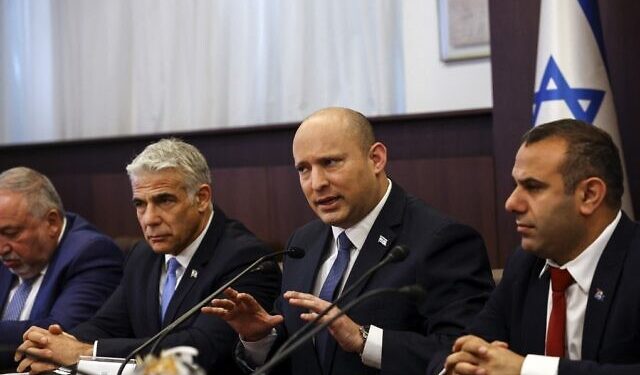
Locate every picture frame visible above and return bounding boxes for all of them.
[437,0,491,61]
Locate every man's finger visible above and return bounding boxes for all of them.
[283,291,315,300]
[223,287,239,299]
[16,357,34,373]
[453,361,484,375]
[209,299,236,310]
[27,361,57,375]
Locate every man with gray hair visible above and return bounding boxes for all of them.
[16,138,281,374]
[0,167,122,370]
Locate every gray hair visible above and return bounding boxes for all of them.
[0,167,64,217]
[126,138,212,195]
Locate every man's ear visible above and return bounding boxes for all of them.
[195,184,212,212]
[369,142,387,174]
[45,209,64,238]
[576,177,607,216]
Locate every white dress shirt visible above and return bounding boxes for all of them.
[243,180,393,369]
[520,211,621,375]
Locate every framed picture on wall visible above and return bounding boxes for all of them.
[438,0,491,61]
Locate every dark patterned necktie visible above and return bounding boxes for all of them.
[316,232,353,365]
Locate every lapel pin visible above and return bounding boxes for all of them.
[593,288,605,301]
[190,269,198,279]
[378,235,388,247]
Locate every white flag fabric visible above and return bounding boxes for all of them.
[533,0,633,217]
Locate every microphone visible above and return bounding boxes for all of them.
[274,244,409,355]
[116,247,305,375]
[252,284,425,375]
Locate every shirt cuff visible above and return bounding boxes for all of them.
[361,325,382,369]
[521,354,559,375]
[239,328,278,366]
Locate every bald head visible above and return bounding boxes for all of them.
[298,107,375,155]
[293,107,388,228]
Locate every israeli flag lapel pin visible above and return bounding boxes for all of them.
[593,288,605,302]
[378,235,388,247]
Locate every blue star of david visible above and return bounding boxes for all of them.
[532,56,605,124]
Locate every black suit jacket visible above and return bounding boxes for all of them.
[71,208,281,374]
[270,183,494,375]
[440,213,640,375]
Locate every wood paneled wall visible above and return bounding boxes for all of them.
[0,110,500,265]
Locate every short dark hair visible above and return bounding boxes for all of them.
[521,119,623,209]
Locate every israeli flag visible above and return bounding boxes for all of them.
[533,0,633,216]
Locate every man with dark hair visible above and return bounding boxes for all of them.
[441,119,640,375]
[16,139,281,374]
[205,107,494,374]
[0,167,122,370]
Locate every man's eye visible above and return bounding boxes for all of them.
[523,183,543,192]
[1,229,19,238]
[159,196,176,205]
[323,159,338,167]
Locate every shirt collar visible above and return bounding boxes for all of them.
[331,179,392,250]
[165,209,214,269]
[540,210,622,293]
[56,216,67,245]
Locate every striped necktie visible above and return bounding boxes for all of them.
[3,277,36,321]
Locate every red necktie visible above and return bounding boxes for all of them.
[546,267,574,357]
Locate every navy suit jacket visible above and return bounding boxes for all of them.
[0,213,123,369]
[71,208,281,374]
[438,213,640,375]
[269,183,494,375]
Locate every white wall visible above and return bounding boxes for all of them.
[402,0,493,113]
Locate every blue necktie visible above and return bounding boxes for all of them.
[3,277,36,321]
[161,257,180,322]
[316,232,353,364]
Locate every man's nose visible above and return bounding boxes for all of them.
[310,168,329,191]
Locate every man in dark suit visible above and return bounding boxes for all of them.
[15,139,281,374]
[0,167,122,370]
[204,107,494,374]
[442,119,640,375]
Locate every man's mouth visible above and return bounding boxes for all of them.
[147,234,170,242]
[315,196,340,208]
[515,222,534,234]
[2,259,21,269]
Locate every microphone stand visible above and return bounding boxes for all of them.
[115,247,303,375]
[252,285,424,375]
[274,245,408,355]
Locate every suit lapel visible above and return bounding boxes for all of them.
[30,216,74,319]
[339,183,404,304]
[148,254,163,330]
[581,214,633,360]
[0,269,14,309]
[300,227,332,295]
[519,258,548,355]
[162,210,223,327]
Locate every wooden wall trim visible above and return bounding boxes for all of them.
[0,110,500,265]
